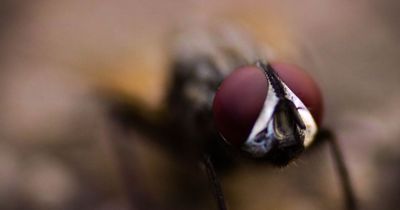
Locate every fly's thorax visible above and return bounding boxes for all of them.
[168,25,264,122]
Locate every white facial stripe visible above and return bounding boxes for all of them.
[246,75,278,142]
[242,74,278,156]
[281,82,318,147]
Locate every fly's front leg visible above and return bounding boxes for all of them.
[312,128,358,210]
[202,154,228,210]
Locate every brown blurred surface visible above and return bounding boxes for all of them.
[1,0,400,210]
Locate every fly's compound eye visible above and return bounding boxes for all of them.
[212,62,323,165]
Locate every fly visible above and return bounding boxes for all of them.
[105,24,357,210]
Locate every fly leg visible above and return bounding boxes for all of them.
[202,154,228,210]
[314,128,358,210]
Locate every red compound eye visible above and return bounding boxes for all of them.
[212,62,323,147]
[213,66,268,146]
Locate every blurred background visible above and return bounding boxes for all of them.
[1,0,400,210]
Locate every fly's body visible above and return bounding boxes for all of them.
[107,24,356,210]
[168,26,317,165]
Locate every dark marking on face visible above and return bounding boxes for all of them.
[259,62,287,99]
